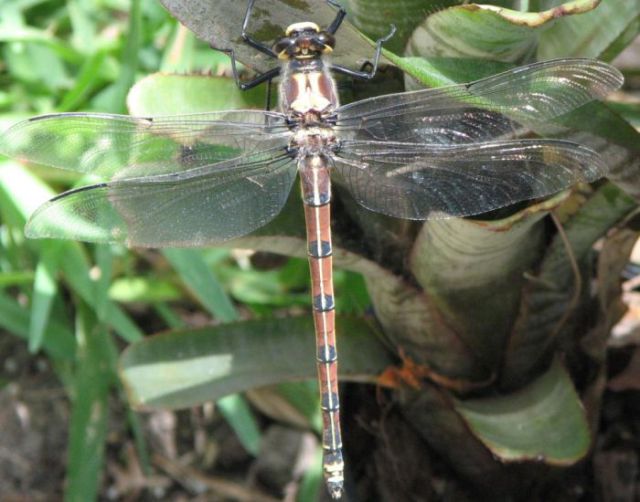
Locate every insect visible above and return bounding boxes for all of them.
[0,0,623,498]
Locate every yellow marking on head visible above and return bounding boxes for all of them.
[285,21,320,35]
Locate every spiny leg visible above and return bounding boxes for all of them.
[331,23,396,80]
[208,0,280,93]
[211,46,280,90]
[241,0,278,58]
[325,0,347,34]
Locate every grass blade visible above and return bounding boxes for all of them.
[163,248,238,322]
[66,304,113,502]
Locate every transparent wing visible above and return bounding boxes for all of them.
[335,59,623,144]
[0,110,290,179]
[333,139,608,220]
[26,150,297,247]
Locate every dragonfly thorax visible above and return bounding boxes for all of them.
[290,126,338,157]
[279,61,340,121]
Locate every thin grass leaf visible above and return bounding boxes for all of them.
[126,405,152,476]
[163,248,238,322]
[153,302,187,329]
[58,50,108,112]
[29,241,62,352]
[217,394,262,456]
[66,304,113,502]
[59,244,144,342]
[0,290,75,360]
[96,0,141,112]
[93,244,113,321]
[0,270,34,286]
[109,277,182,303]
[276,381,322,434]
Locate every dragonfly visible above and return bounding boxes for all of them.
[0,0,623,498]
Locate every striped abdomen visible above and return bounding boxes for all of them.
[299,154,344,499]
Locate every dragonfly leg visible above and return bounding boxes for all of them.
[212,46,281,90]
[330,24,396,80]
[265,78,274,111]
[241,0,278,58]
[325,0,347,35]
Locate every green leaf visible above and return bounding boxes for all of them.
[0,25,84,68]
[0,290,75,360]
[598,15,640,62]
[455,359,590,464]
[387,56,513,89]
[66,305,113,502]
[0,270,34,287]
[67,0,97,53]
[609,101,640,130]
[503,183,638,383]
[109,276,182,303]
[405,0,600,62]
[120,316,393,410]
[163,248,238,322]
[217,394,262,456]
[557,101,640,154]
[29,241,62,352]
[0,161,143,342]
[127,74,265,115]
[224,266,309,308]
[101,0,141,113]
[154,302,187,329]
[346,0,461,54]
[59,244,144,342]
[537,0,640,60]
[58,50,109,112]
[276,381,323,433]
[334,270,371,315]
[4,42,71,90]
[92,244,113,322]
[398,358,592,491]
[410,194,566,374]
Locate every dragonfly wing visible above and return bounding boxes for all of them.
[26,151,297,247]
[333,139,608,220]
[0,110,290,178]
[335,59,623,143]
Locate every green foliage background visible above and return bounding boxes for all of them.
[0,0,638,500]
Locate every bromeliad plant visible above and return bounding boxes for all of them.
[1,0,639,500]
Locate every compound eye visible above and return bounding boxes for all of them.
[273,37,295,58]
[315,32,336,51]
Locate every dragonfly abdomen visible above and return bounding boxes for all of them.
[299,154,344,499]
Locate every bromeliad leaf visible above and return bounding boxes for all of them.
[119,316,393,410]
[405,0,601,63]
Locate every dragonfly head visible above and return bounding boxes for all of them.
[275,22,335,60]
